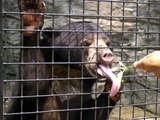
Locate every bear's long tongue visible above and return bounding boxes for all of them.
[97,65,121,97]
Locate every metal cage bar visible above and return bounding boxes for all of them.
[2,0,160,120]
[0,0,3,119]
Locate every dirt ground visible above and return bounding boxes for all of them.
[109,106,160,120]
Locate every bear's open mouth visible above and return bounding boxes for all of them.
[97,64,121,97]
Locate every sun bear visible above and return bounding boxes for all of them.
[5,0,123,120]
[42,21,123,120]
[5,0,60,120]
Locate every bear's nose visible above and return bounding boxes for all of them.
[98,49,113,65]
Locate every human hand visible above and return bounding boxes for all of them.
[133,51,160,78]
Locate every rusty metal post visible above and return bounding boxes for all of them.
[0,0,3,119]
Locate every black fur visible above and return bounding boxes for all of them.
[5,35,51,120]
[5,20,117,120]
[42,21,116,120]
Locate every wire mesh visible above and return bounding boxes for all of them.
[1,0,160,120]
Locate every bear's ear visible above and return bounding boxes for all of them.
[42,27,60,40]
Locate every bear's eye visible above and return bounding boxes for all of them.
[81,41,90,46]
[106,42,110,46]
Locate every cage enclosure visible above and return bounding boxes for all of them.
[1,0,160,120]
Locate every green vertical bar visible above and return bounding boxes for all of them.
[0,0,3,119]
